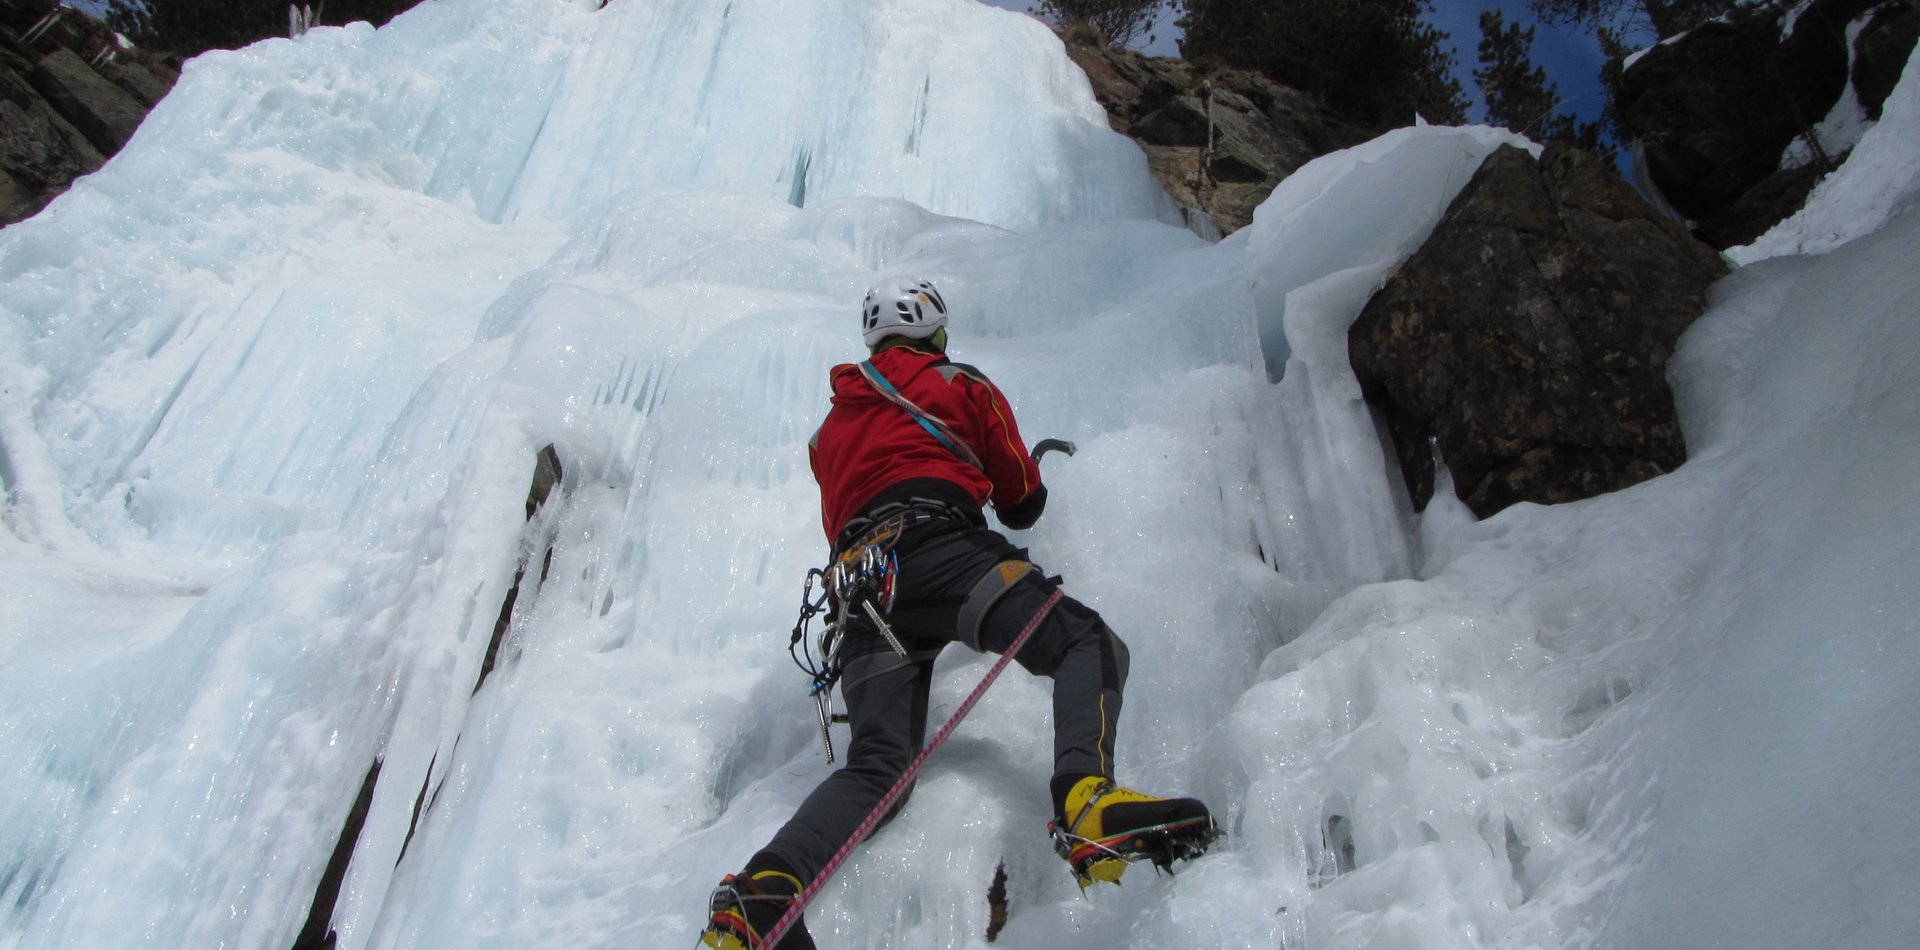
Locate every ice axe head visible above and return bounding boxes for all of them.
[1030,438,1075,463]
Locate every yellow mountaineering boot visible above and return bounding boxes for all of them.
[1048,776,1218,888]
[700,866,815,949]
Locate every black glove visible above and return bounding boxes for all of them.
[997,484,1048,530]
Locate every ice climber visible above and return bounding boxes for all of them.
[699,278,1217,949]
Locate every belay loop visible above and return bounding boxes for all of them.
[788,514,910,763]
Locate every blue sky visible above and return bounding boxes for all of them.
[1428,0,1617,126]
[976,0,1634,129]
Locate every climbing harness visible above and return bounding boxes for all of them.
[762,587,1065,949]
[955,559,1033,652]
[828,513,911,659]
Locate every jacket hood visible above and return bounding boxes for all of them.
[830,348,943,405]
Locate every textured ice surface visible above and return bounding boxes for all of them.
[3,2,1918,949]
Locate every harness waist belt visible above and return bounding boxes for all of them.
[836,496,975,552]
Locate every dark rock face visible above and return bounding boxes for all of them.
[1855,1,1920,119]
[1349,144,1729,519]
[1617,0,1917,248]
[31,47,150,153]
[2,58,106,222]
[1696,160,1827,248]
[1063,40,1365,235]
[1,0,178,229]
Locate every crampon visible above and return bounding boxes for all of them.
[1048,814,1221,888]
[699,871,813,949]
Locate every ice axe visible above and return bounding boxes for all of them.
[1030,438,1075,463]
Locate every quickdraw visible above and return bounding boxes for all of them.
[787,514,911,763]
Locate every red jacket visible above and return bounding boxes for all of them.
[810,345,1045,542]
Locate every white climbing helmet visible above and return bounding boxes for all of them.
[861,278,948,347]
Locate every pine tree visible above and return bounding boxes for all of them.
[1526,0,1735,39]
[1174,0,1467,131]
[1033,0,1167,49]
[1594,25,1635,144]
[1475,10,1601,148]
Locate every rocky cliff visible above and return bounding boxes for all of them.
[2,0,178,228]
[1618,0,1919,248]
[1062,38,1366,235]
[1058,34,1734,520]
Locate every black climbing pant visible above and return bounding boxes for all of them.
[759,517,1130,884]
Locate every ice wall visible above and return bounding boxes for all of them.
[1599,202,1920,950]
[6,0,1916,947]
[500,0,1178,230]
[358,123,1524,950]
[0,0,1339,946]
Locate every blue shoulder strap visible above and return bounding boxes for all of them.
[858,360,986,473]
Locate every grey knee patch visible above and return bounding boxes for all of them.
[841,648,940,693]
[1106,629,1130,690]
[957,560,1035,651]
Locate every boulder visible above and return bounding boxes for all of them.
[1349,144,1729,519]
